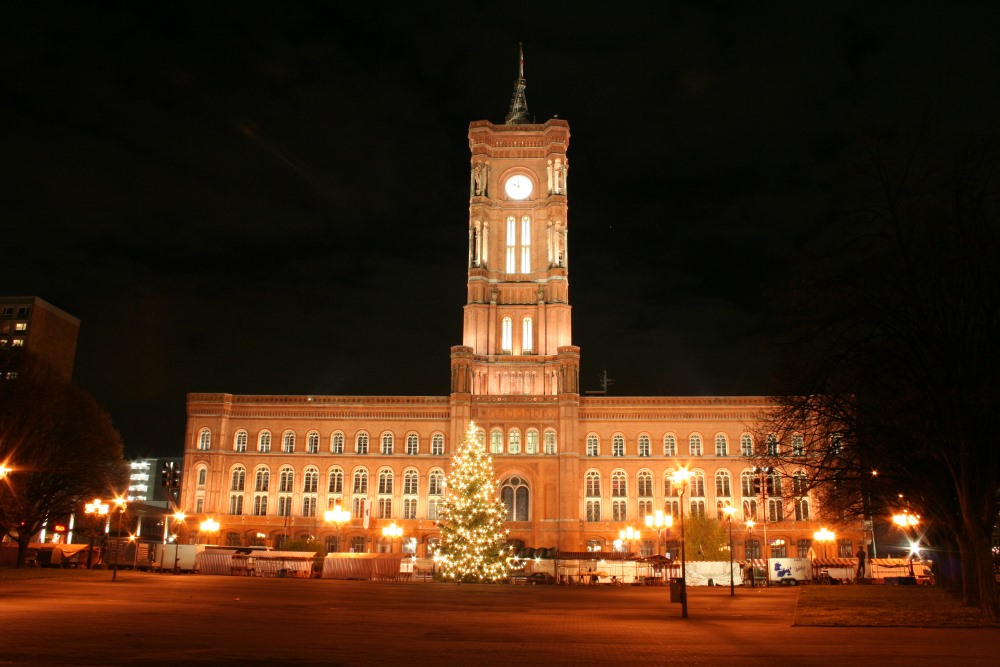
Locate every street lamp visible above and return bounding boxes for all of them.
[382,522,403,553]
[111,497,127,582]
[745,519,756,587]
[644,511,673,556]
[84,498,109,570]
[721,505,737,597]
[199,518,220,545]
[892,511,920,576]
[813,527,835,560]
[618,526,641,556]
[324,504,350,553]
[670,467,691,619]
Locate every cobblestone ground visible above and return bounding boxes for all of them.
[1,574,997,666]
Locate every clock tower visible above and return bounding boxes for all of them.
[450,59,578,400]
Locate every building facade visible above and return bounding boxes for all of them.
[181,71,863,561]
[0,296,80,382]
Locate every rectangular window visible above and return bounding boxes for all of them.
[302,497,317,518]
[427,498,439,520]
[406,434,418,455]
[378,497,391,519]
[612,500,627,522]
[403,498,417,519]
[586,500,601,522]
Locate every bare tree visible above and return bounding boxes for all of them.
[757,137,1000,617]
[0,349,126,567]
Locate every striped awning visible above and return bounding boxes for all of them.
[812,557,858,567]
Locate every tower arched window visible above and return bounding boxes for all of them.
[282,430,295,453]
[544,430,557,455]
[356,432,369,455]
[406,433,419,455]
[522,317,533,354]
[258,431,271,453]
[520,215,531,273]
[197,468,207,486]
[715,434,728,457]
[197,428,211,451]
[508,429,521,454]
[234,430,247,452]
[501,316,513,354]
[431,433,444,455]
[505,215,516,273]
[612,434,625,457]
[381,432,394,455]
[307,432,320,454]
[490,429,503,454]
[586,435,599,457]
[525,429,539,454]
[638,435,651,457]
[331,432,345,454]
[741,434,753,457]
[500,476,530,521]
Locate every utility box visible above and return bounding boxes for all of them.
[669,577,685,603]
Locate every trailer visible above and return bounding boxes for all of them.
[151,544,204,573]
[768,557,812,585]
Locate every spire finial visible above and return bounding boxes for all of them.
[505,43,530,125]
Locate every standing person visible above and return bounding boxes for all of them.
[855,546,867,582]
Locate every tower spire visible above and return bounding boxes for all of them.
[505,43,530,125]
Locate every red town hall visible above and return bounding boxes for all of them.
[181,68,863,563]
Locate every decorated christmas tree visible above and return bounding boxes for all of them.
[434,421,511,582]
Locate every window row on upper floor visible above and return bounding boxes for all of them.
[210,464,447,497]
[584,432,838,458]
[194,428,447,455]
[582,468,812,500]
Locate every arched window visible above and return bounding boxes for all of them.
[229,494,243,515]
[612,434,625,457]
[715,434,728,457]
[197,468,207,486]
[198,428,211,451]
[637,471,653,497]
[741,470,756,496]
[406,433,419,455]
[282,431,295,453]
[792,470,809,496]
[331,432,345,454]
[378,469,393,494]
[258,431,271,453]
[253,495,267,516]
[505,215,516,273]
[381,432,394,455]
[544,430,557,455]
[328,467,343,494]
[792,434,805,456]
[741,434,753,457]
[585,471,601,522]
[525,429,539,454]
[767,471,783,496]
[766,434,779,456]
[795,498,810,521]
[234,430,247,452]
[254,468,269,492]
[307,432,320,454]
[663,434,677,456]
[431,433,444,455]
[428,469,445,520]
[715,470,732,497]
[638,435,651,457]
[501,316,513,353]
[356,432,369,455]
[587,435,599,457]
[500,476,530,521]
[522,317,533,353]
[768,498,784,522]
[508,429,521,454]
[491,429,503,454]
[403,469,418,495]
[689,471,706,497]
[689,434,703,456]
[278,467,294,493]
[303,468,319,493]
[611,470,627,497]
[352,469,368,495]
[230,466,246,491]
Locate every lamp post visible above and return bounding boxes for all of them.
[721,505,737,597]
[199,518,220,545]
[644,510,672,556]
[111,497,127,582]
[324,504,350,553]
[745,519,756,587]
[671,467,691,618]
[171,511,186,574]
[814,527,835,560]
[618,526,641,556]
[84,498,109,570]
[892,511,920,577]
[382,522,403,553]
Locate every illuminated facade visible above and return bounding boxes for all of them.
[181,69,863,561]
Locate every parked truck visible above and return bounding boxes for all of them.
[768,557,812,585]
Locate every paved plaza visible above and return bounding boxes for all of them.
[1,572,997,666]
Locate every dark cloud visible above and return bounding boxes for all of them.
[2,1,997,456]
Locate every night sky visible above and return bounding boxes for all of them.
[3,2,997,458]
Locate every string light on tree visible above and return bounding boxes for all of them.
[433,421,511,583]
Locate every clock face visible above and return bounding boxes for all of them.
[504,174,533,200]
